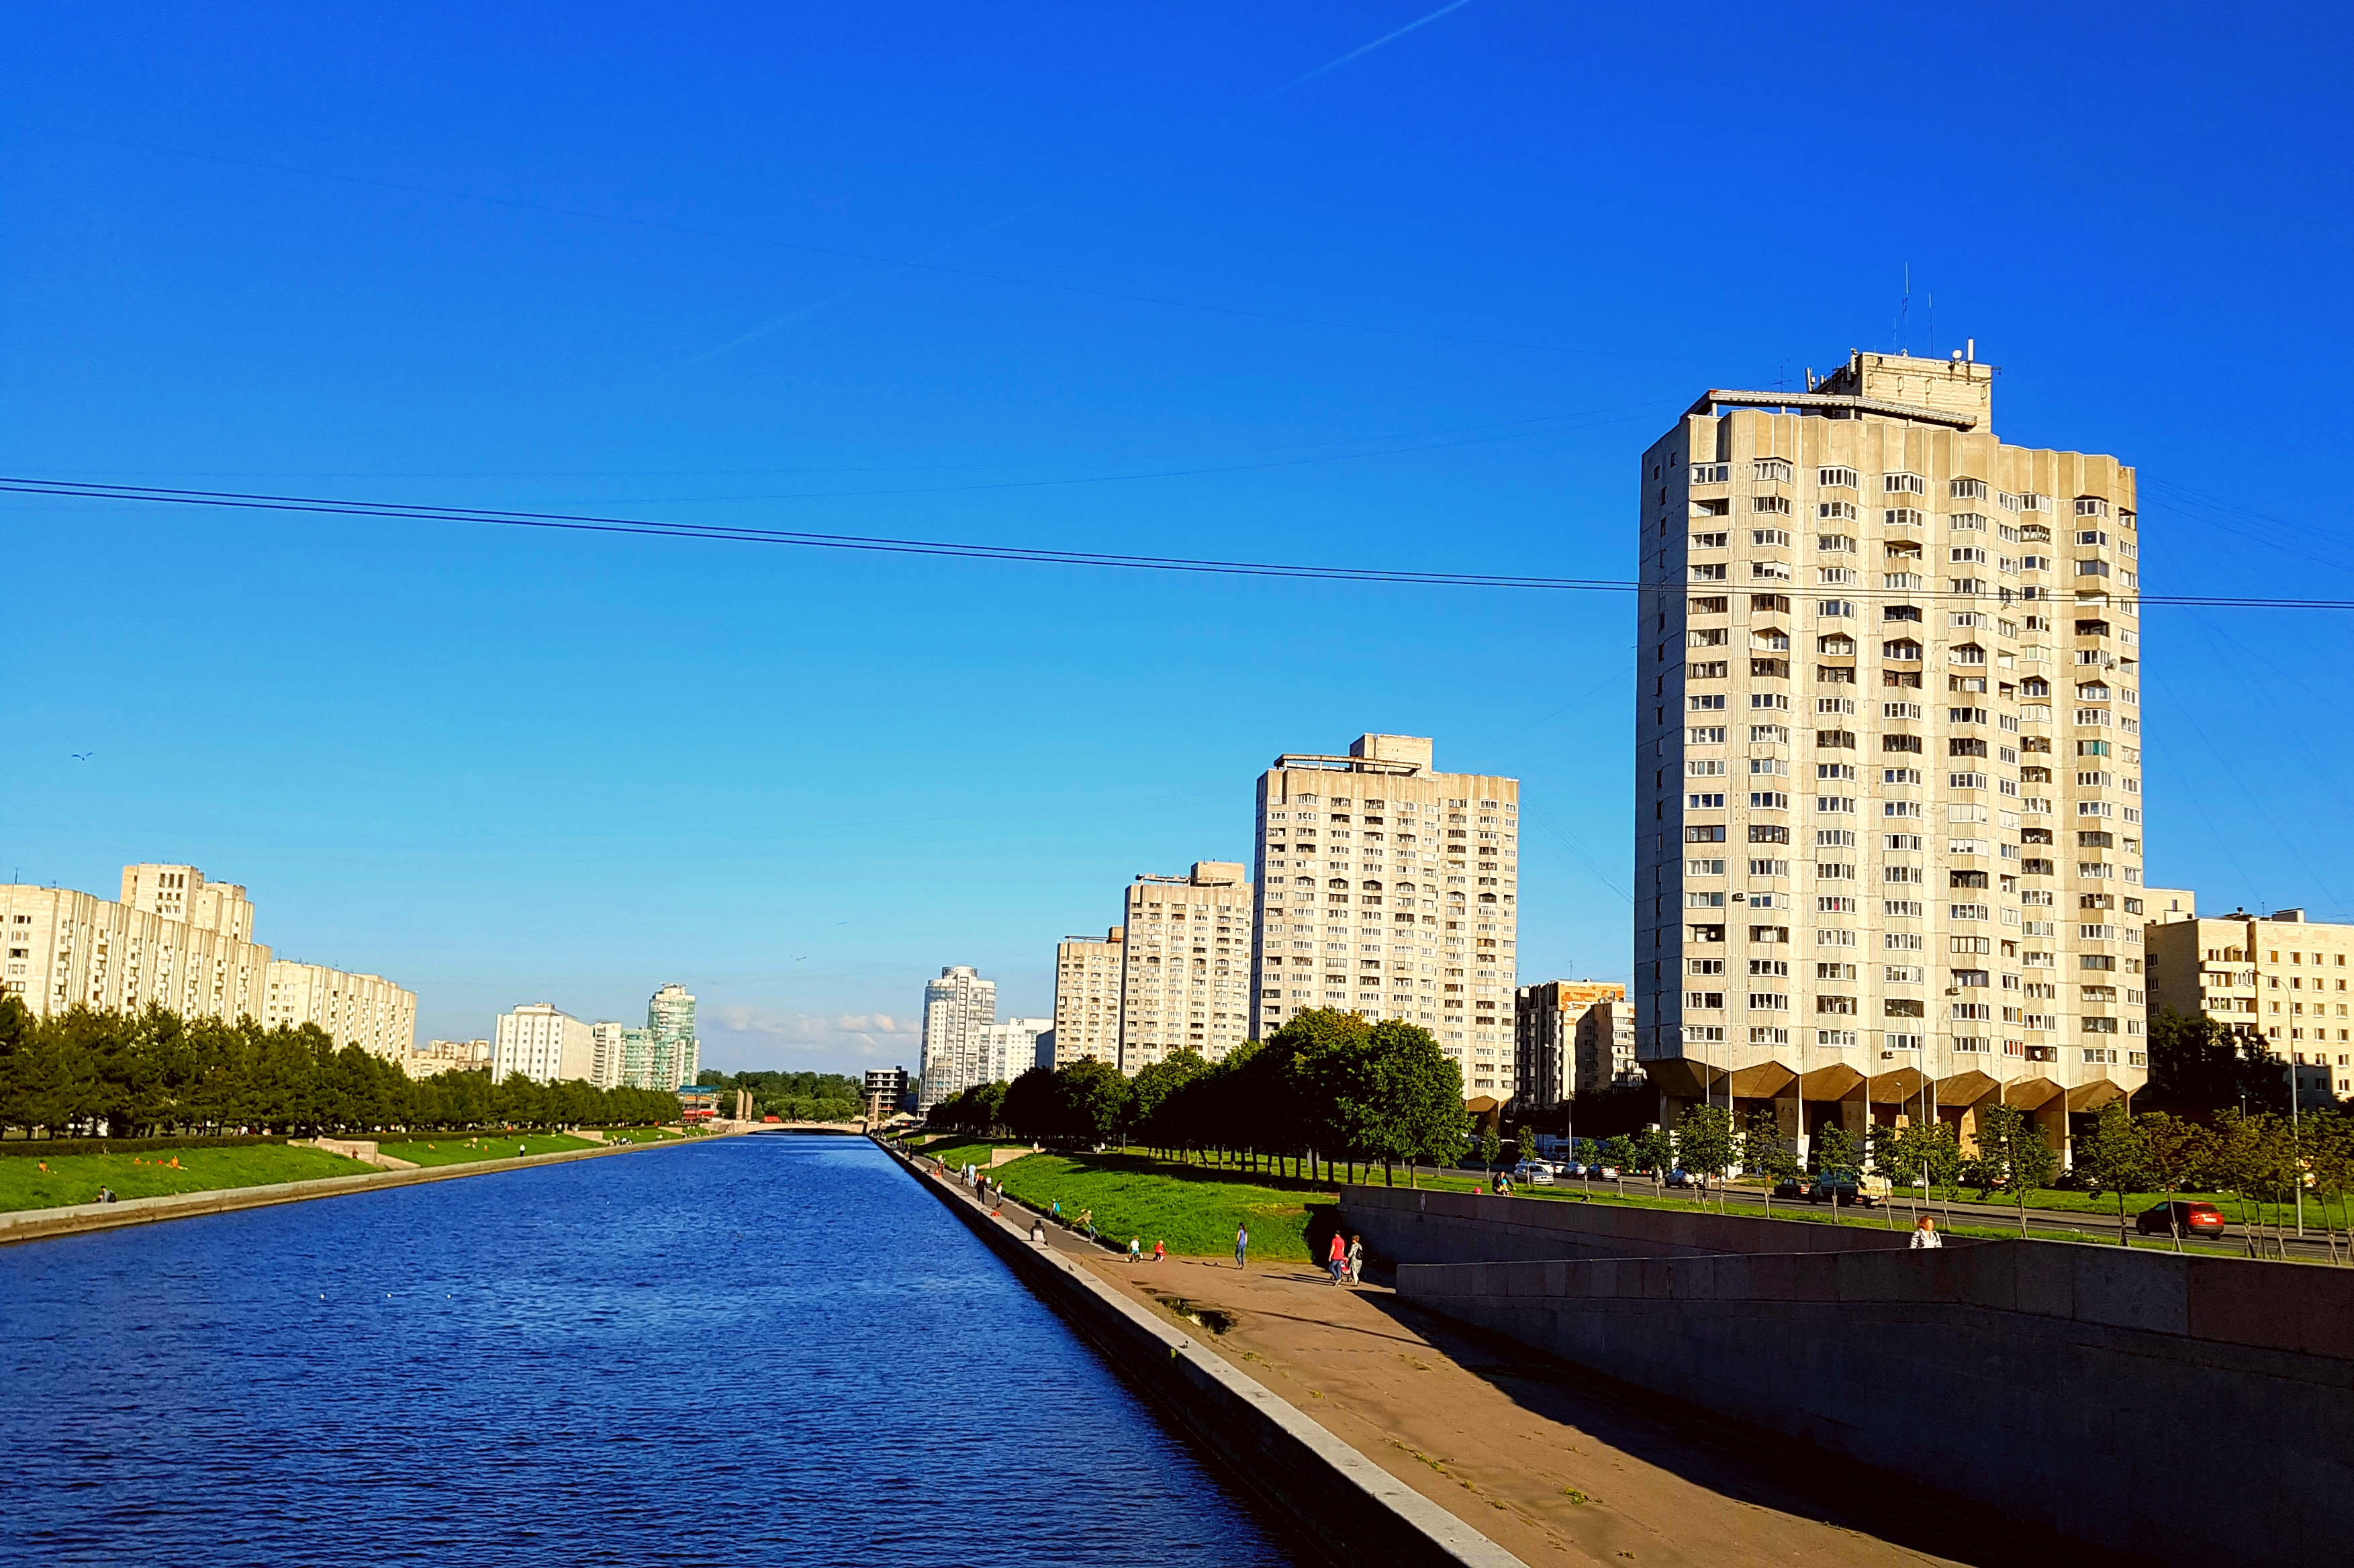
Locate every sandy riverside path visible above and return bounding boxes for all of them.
[1021,1220,2104,1568]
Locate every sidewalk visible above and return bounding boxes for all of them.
[948,1160,2103,1568]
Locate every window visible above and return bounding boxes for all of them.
[1754,527,1793,546]
[1753,458,1793,483]
[1819,466,1859,489]
[1885,507,1926,528]
[2075,496,2111,518]
[1819,501,1858,522]
[1683,824,1726,843]
[1688,693,1726,711]
[1818,599,1856,618]
[1691,462,1729,485]
[1951,478,1989,500]
[1885,473,1926,495]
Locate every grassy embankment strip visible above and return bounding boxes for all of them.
[585,1126,686,1146]
[1875,1181,2340,1232]
[0,1143,372,1214]
[375,1133,600,1167]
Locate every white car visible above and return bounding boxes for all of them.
[1511,1161,1556,1185]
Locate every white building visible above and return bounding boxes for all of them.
[404,1038,491,1080]
[264,960,418,1061]
[919,965,998,1109]
[974,1017,1053,1085]
[1052,927,1124,1066]
[1252,735,1521,1099]
[492,1003,598,1084]
[3,865,273,1022]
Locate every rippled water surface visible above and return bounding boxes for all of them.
[1,1136,1298,1567]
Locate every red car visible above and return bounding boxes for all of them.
[2136,1201,2226,1238]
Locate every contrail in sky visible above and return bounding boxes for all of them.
[1261,0,1478,99]
[675,3,1477,370]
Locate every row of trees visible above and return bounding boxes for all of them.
[929,1009,1473,1183]
[692,1068,867,1123]
[0,999,681,1136]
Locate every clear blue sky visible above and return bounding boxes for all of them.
[7,3,2353,1073]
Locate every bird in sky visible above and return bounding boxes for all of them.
[69,752,93,761]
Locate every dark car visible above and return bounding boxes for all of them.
[2136,1200,2226,1238]
[1808,1171,1887,1208]
[1773,1175,1814,1201]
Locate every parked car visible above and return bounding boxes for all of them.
[1662,1167,1709,1189]
[2136,1200,2226,1238]
[1593,1165,1621,1181]
[1772,1175,1814,1201]
[1511,1161,1556,1185]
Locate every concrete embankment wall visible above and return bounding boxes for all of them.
[888,1145,1521,1568]
[1344,1186,2354,1568]
[0,1137,692,1247]
[1344,1182,1923,1268]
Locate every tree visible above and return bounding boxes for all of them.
[1814,1122,1860,1177]
[1362,1021,1466,1186]
[1740,1109,1800,1216]
[1673,1105,1734,1208]
[1630,1125,1674,1189]
[2073,1101,2152,1246]
[2147,1009,2286,1114]
[1055,1059,1131,1148]
[2135,1110,2214,1251]
[1516,1124,1537,1166]
[1975,1104,2060,1238]
[2212,1110,2298,1259]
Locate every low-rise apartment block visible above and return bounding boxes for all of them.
[2147,897,2354,1096]
[404,1037,491,1080]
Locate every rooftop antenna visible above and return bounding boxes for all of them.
[1927,291,1934,358]
[1894,264,1910,355]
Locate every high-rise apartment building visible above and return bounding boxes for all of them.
[1636,350,2148,1159]
[919,965,997,1109]
[491,1002,597,1083]
[264,961,418,1061]
[1576,998,1640,1094]
[2145,897,2354,1097]
[1053,927,1125,1065]
[646,982,699,1089]
[1511,981,1627,1110]
[1119,864,1252,1072]
[1252,735,1519,1099]
[3,865,273,1022]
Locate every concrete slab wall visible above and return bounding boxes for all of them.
[1355,1189,2354,1568]
[1341,1183,1924,1271]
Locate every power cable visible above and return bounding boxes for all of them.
[9,476,2354,609]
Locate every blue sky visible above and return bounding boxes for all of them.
[6,2,2353,1073]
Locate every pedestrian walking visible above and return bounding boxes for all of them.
[1346,1233,1364,1285]
[1327,1230,1348,1284]
[1234,1223,1249,1269]
[1910,1215,1944,1249]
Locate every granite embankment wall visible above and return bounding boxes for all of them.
[1343,1185,2354,1568]
[890,1146,1523,1568]
[0,1137,692,1247]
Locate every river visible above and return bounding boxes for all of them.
[0,1135,1299,1566]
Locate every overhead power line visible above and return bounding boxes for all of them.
[7,476,2352,610]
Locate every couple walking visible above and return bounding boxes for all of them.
[1325,1230,1364,1286]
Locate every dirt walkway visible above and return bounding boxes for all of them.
[1020,1216,2114,1568]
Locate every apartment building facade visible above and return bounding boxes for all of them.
[974,1016,1054,1083]
[1511,981,1628,1109]
[1252,734,1520,1099]
[1578,998,1640,1094]
[1119,864,1252,1073]
[492,1002,598,1084]
[646,982,700,1089]
[1052,926,1125,1066]
[3,867,273,1022]
[1636,351,2148,1158]
[263,960,418,1061]
[404,1037,491,1080]
[2147,901,2354,1098]
[919,965,998,1109]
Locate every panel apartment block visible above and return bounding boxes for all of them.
[1511,981,1628,1110]
[2146,898,2354,1100]
[1052,926,1124,1066]
[1252,734,1519,1098]
[1119,863,1252,1073]
[264,960,419,1061]
[1635,352,2148,1157]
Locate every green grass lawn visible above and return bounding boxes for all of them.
[0,1144,372,1213]
[919,1138,1033,1171]
[375,1133,599,1167]
[587,1126,683,1146]
[977,1151,1341,1259]
[1871,1181,2345,1232]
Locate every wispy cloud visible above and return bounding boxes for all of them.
[709,1004,919,1063]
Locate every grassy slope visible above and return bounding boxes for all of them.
[980,1152,1339,1259]
[375,1133,598,1167]
[586,1126,684,1146]
[0,1144,371,1213]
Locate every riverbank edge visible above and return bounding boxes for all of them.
[0,1134,707,1247]
[883,1140,1525,1568]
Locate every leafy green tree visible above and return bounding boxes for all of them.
[1516,1124,1537,1166]
[2148,1010,2286,1113]
[1055,1059,1131,1148]
[2073,1101,2152,1246]
[1673,1105,1734,1206]
[1360,1020,1466,1186]
[1740,1109,1800,1216]
[1975,1104,2061,1237]
[1814,1122,1860,1177]
[2134,1110,2212,1251]
[1630,1125,1674,1188]
[1600,1133,1635,1176]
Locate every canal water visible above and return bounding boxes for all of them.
[1,1136,1299,1566]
